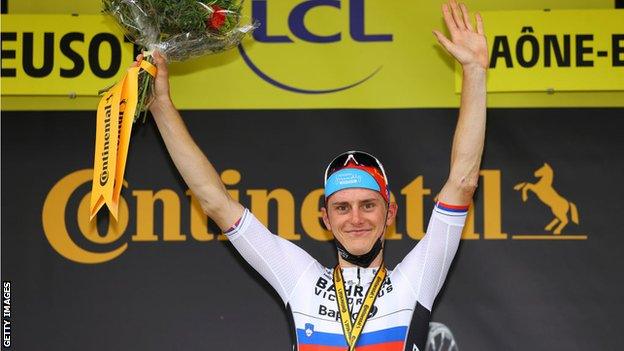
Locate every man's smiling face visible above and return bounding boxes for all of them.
[322,188,397,256]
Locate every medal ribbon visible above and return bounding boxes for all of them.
[90,60,156,220]
[333,264,387,351]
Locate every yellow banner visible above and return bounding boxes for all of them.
[90,79,121,218]
[1,14,135,96]
[2,1,456,108]
[457,9,624,92]
[90,60,156,219]
[2,6,623,108]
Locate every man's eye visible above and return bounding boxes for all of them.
[364,203,375,209]
[336,205,347,212]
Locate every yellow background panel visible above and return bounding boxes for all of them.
[455,10,624,92]
[1,0,623,109]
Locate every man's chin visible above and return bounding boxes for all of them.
[345,243,374,256]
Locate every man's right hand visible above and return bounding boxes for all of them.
[149,51,173,109]
[133,51,173,111]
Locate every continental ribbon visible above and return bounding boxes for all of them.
[89,60,156,220]
[333,264,387,351]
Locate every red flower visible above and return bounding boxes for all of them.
[208,5,226,30]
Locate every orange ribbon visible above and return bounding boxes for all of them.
[90,60,156,220]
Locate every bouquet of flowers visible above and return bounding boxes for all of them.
[90,0,257,220]
[103,0,257,121]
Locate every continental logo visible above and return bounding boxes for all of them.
[238,0,392,94]
[512,163,583,240]
[42,167,585,264]
[99,95,114,186]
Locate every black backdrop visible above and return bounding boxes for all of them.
[2,108,623,350]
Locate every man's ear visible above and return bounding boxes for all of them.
[321,206,332,231]
[386,202,398,226]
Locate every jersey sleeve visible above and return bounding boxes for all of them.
[224,208,317,305]
[393,202,468,311]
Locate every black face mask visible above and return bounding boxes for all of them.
[335,237,383,268]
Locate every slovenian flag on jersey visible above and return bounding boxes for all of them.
[297,326,407,351]
[434,201,469,216]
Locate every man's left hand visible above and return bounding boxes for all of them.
[433,0,488,71]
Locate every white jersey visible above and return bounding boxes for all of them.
[225,203,468,351]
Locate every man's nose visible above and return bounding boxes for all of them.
[350,207,364,225]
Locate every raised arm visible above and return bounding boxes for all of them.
[144,51,244,229]
[141,53,318,304]
[433,0,488,205]
[392,2,487,316]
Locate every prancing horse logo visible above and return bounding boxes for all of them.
[514,163,580,234]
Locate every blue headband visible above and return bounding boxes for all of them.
[324,168,381,200]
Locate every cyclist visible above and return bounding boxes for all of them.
[141,1,487,349]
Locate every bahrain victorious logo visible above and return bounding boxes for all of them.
[513,163,580,235]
